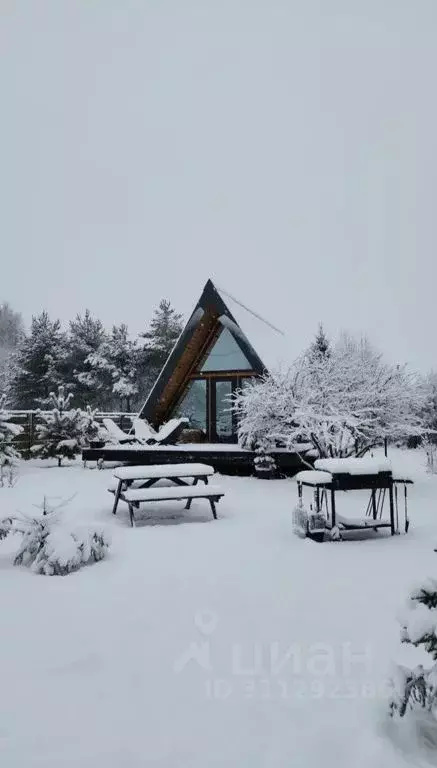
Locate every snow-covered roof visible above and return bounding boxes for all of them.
[314,458,393,475]
[215,285,293,371]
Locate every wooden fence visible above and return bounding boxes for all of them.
[6,411,135,459]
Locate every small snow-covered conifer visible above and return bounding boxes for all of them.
[31,385,83,466]
[79,405,103,447]
[0,496,110,575]
[390,574,437,719]
[0,393,23,471]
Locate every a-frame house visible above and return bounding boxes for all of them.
[139,279,286,444]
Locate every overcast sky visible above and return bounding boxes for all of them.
[1,0,436,369]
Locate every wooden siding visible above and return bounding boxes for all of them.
[151,306,220,426]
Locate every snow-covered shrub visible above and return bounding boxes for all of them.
[253,437,277,477]
[233,333,425,460]
[31,385,84,466]
[292,500,309,537]
[15,524,110,576]
[0,496,110,575]
[0,393,23,469]
[0,463,18,488]
[422,435,437,475]
[79,405,104,447]
[390,576,437,719]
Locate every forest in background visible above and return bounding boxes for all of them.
[0,300,183,412]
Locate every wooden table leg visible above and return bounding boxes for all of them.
[185,477,199,509]
[112,480,123,516]
[209,498,218,520]
[128,502,136,527]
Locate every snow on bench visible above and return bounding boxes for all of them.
[120,484,224,526]
[122,484,223,503]
[109,463,215,518]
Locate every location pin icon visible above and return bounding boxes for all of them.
[194,611,218,636]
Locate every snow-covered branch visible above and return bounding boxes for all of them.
[233,335,426,459]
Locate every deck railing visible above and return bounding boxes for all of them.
[5,411,135,459]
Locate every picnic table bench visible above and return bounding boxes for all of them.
[109,463,222,526]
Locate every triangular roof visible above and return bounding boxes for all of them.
[138,279,287,425]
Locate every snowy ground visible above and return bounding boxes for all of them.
[1,449,437,767]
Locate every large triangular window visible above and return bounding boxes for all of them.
[199,328,252,372]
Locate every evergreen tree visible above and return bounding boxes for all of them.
[138,299,183,401]
[0,302,24,350]
[67,310,107,408]
[80,405,102,446]
[86,324,138,411]
[390,570,437,719]
[0,496,111,575]
[0,302,25,396]
[308,323,331,360]
[9,312,68,409]
[31,385,84,466]
[0,393,23,469]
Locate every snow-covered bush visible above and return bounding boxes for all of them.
[253,437,277,477]
[0,393,23,469]
[79,405,104,447]
[423,435,437,475]
[390,576,437,719]
[0,496,110,575]
[15,524,110,576]
[31,385,85,466]
[233,334,425,459]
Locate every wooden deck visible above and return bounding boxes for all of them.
[82,444,310,477]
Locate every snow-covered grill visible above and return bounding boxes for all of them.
[294,457,413,542]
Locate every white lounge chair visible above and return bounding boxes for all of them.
[131,417,189,445]
[132,418,158,442]
[152,417,189,445]
[101,418,139,445]
[102,416,189,447]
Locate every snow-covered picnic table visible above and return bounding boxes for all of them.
[109,463,222,526]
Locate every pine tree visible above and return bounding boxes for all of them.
[0,495,111,575]
[0,302,25,397]
[9,311,68,409]
[138,300,183,400]
[390,572,437,718]
[141,299,183,361]
[308,323,331,360]
[86,324,138,411]
[67,310,107,408]
[0,393,23,470]
[253,437,277,477]
[0,302,24,350]
[80,405,101,445]
[31,386,84,466]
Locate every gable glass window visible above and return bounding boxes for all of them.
[214,380,233,440]
[174,379,207,433]
[200,328,252,372]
